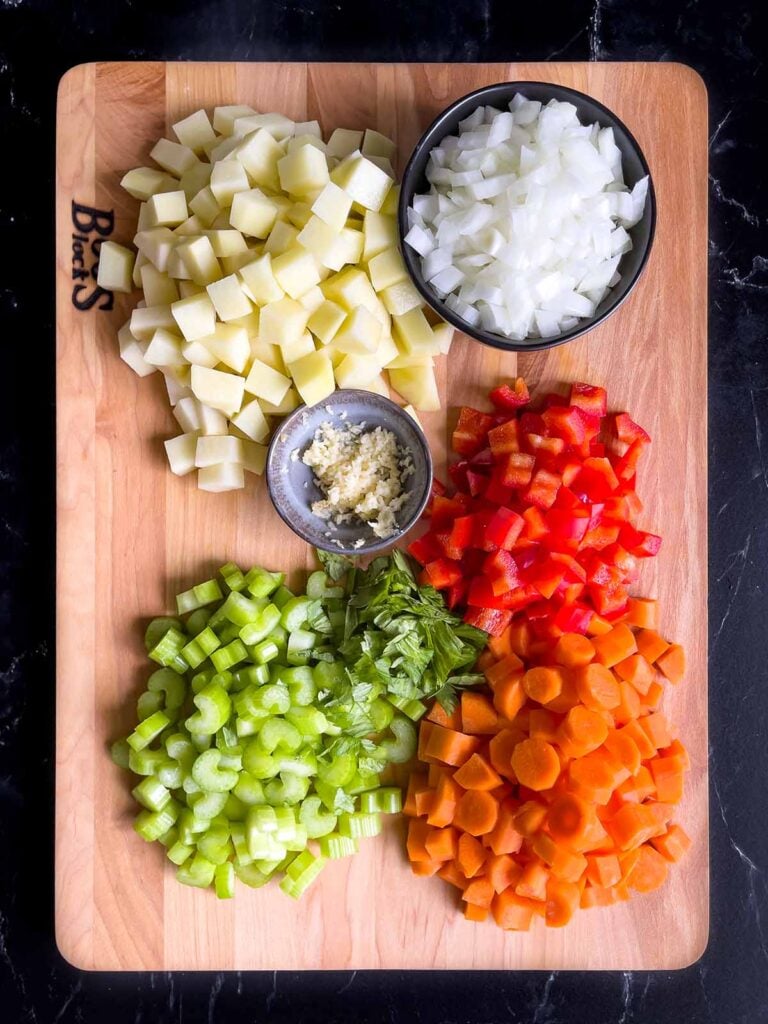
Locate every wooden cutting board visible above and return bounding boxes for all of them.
[55,61,708,972]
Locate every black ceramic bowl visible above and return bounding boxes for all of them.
[398,81,656,352]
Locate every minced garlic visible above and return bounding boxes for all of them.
[302,420,414,539]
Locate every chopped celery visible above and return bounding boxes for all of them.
[110,738,130,769]
[346,771,381,795]
[167,839,194,866]
[132,776,171,813]
[145,617,183,652]
[278,666,317,706]
[251,638,279,665]
[127,710,171,751]
[189,790,228,820]
[264,771,310,806]
[271,585,295,610]
[286,629,317,665]
[223,793,247,822]
[298,795,337,839]
[256,717,302,754]
[191,668,215,694]
[157,763,184,790]
[360,787,402,815]
[128,747,170,776]
[337,811,382,839]
[185,607,211,637]
[239,604,281,645]
[387,694,427,721]
[233,664,270,689]
[318,833,358,859]
[286,706,328,737]
[177,853,216,888]
[215,861,236,899]
[210,639,248,673]
[230,823,253,866]
[220,591,263,627]
[317,752,357,788]
[191,749,239,793]
[219,561,246,593]
[134,800,180,842]
[306,571,328,598]
[369,697,395,732]
[245,567,284,598]
[252,682,290,714]
[147,668,186,710]
[280,596,310,632]
[137,689,164,721]
[242,743,278,779]
[232,771,266,806]
[148,627,188,673]
[279,850,325,899]
[233,862,271,888]
[186,682,231,735]
[176,579,223,615]
[181,626,222,670]
[376,714,417,764]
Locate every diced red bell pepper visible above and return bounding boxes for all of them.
[581,523,622,550]
[484,549,521,595]
[522,468,561,510]
[524,433,566,457]
[449,514,475,553]
[526,562,566,600]
[448,460,469,491]
[485,507,525,550]
[483,470,515,506]
[550,551,587,582]
[588,583,629,617]
[431,493,471,528]
[556,580,586,604]
[590,441,606,457]
[462,548,487,575]
[421,558,463,590]
[572,457,620,501]
[602,495,630,522]
[543,508,591,550]
[434,531,463,562]
[552,602,593,634]
[408,533,442,566]
[467,576,515,610]
[452,407,495,456]
[624,490,643,518]
[614,413,651,445]
[543,392,568,408]
[522,506,548,541]
[614,438,647,482]
[619,525,662,557]
[446,578,469,611]
[542,406,587,445]
[560,459,582,487]
[470,446,494,467]
[487,419,520,456]
[586,558,625,590]
[553,486,586,512]
[519,412,547,435]
[463,607,513,637]
[570,383,607,418]
[466,469,488,497]
[499,451,535,489]
[423,477,446,517]
[489,377,530,411]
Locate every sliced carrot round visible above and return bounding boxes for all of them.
[511,738,561,791]
[523,667,564,705]
[575,663,621,710]
[546,793,593,844]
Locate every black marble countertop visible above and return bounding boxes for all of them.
[1,0,766,1021]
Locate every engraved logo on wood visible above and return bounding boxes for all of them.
[70,201,114,311]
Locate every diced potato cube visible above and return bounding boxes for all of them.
[121,166,177,200]
[165,433,199,476]
[145,328,185,367]
[163,370,192,409]
[172,293,217,341]
[244,358,292,405]
[278,145,330,197]
[173,214,205,237]
[333,154,392,211]
[279,329,315,364]
[234,112,295,141]
[323,227,364,272]
[392,307,437,355]
[375,332,399,366]
[147,190,188,227]
[258,297,309,347]
[334,353,383,389]
[259,387,300,416]
[150,138,200,177]
[191,365,246,415]
[212,104,257,134]
[264,220,300,256]
[322,268,389,329]
[198,403,229,435]
[208,135,241,163]
[380,183,400,217]
[182,340,218,368]
[234,129,283,190]
[326,129,363,160]
[195,435,244,467]
[241,440,267,476]
[332,306,382,354]
[229,188,279,238]
[380,278,423,316]
[249,338,286,373]
[175,235,222,286]
[286,202,314,229]
[179,161,213,201]
[230,309,261,338]
[362,210,398,260]
[362,129,396,161]
[296,215,338,263]
[288,350,335,406]
[200,323,250,373]
[133,250,147,288]
[118,322,156,377]
[96,241,135,293]
[367,155,395,178]
[172,109,216,154]
[367,246,407,292]
[271,247,320,299]
[359,373,390,397]
[239,254,284,305]
[388,363,440,411]
[298,285,325,313]
[221,251,260,275]
[386,352,433,369]
[432,322,455,355]
[166,247,192,280]
[136,203,153,233]
[287,134,327,155]
[207,274,253,321]
[311,182,353,231]
[307,299,346,345]
[134,228,176,272]
[231,399,270,443]
[203,229,248,257]
[173,396,203,433]
[210,160,251,207]
[294,120,322,138]
[189,186,221,227]
[178,280,202,298]
[198,463,245,493]
[130,304,176,341]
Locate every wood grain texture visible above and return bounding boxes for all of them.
[56,61,708,972]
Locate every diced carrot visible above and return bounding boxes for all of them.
[646,801,677,828]
[617,847,641,881]
[426,702,463,730]
[605,803,662,851]
[635,629,670,664]
[406,818,432,862]
[514,800,548,836]
[585,852,622,888]
[411,859,442,876]
[614,653,654,696]
[651,823,692,863]
[414,787,435,816]
[486,854,522,893]
[427,763,444,787]
[580,883,616,908]
[454,752,503,791]
[486,803,524,855]
[523,666,565,704]
[424,724,481,767]
[619,719,656,760]
[586,614,614,637]
[639,712,672,751]
[625,598,658,629]
[515,859,550,901]
[463,876,494,908]
[417,720,438,763]
[603,729,642,776]
[477,649,496,673]
[575,663,621,710]
[612,681,642,725]
[661,738,690,771]
[492,676,527,721]
[508,621,532,658]
[641,679,665,710]
[426,773,463,828]
[625,844,669,892]
[543,670,581,713]
[532,833,588,883]
[612,881,632,902]
[485,653,525,689]
[545,878,581,927]
[453,790,499,837]
[592,624,637,668]
[553,633,596,668]
[529,708,561,743]
[616,764,656,803]
[558,706,609,755]
[425,825,459,862]
[457,832,488,878]
[511,738,561,791]
[573,815,613,854]
[488,729,519,780]
[492,889,537,930]
[546,792,593,845]
[437,860,468,889]
[569,749,630,804]
[656,643,685,684]
[461,690,499,735]
[488,627,514,660]
[464,902,489,922]
[403,773,429,817]
[648,757,685,802]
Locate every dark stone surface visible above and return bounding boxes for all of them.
[1,0,766,1020]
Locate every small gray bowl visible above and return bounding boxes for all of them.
[266,390,433,556]
[398,81,656,352]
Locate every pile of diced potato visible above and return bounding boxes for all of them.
[98,105,453,492]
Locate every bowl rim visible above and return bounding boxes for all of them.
[397,79,657,353]
[265,388,434,556]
